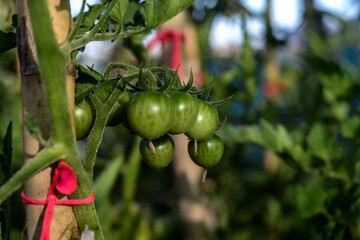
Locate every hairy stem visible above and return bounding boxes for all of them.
[27,0,75,146]
[84,82,124,180]
[69,28,146,51]
[68,0,87,41]
[103,63,138,80]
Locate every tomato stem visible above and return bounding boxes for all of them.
[148,140,156,155]
[202,168,208,183]
[194,139,198,156]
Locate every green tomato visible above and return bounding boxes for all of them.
[75,98,95,140]
[185,101,219,141]
[188,134,224,168]
[140,134,175,169]
[167,91,198,135]
[127,91,175,140]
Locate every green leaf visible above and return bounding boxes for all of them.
[260,119,280,152]
[287,185,327,218]
[109,0,129,26]
[286,145,310,168]
[123,2,143,26]
[227,125,263,146]
[307,124,338,161]
[0,31,16,53]
[140,0,196,29]
[93,156,124,204]
[276,124,293,151]
[76,4,103,34]
[341,117,360,138]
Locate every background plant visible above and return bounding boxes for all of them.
[1,0,360,240]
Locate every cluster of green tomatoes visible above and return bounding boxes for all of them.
[74,67,227,177]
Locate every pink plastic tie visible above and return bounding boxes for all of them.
[21,162,95,240]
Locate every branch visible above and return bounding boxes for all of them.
[0,145,66,204]
[69,27,147,51]
[103,63,138,80]
[68,0,87,41]
[83,83,124,180]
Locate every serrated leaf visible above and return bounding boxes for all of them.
[140,0,196,29]
[109,0,129,26]
[287,185,327,218]
[0,31,16,53]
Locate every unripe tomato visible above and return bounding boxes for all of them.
[140,134,175,169]
[127,91,175,140]
[188,134,224,168]
[185,101,219,141]
[167,91,198,135]
[75,98,95,140]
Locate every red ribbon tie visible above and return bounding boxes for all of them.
[21,162,95,240]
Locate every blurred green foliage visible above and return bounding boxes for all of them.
[2,0,360,239]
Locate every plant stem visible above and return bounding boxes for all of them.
[84,83,124,180]
[83,95,110,179]
[68,0,87,41]
[69,28,146,51]
[103,63,138,80]
[0,145,66,204]
[26,0,75,146]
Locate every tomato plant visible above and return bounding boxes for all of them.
[0,0,228,239]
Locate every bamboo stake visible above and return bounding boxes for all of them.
[17,0,78,238]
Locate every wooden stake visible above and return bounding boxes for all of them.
[17,0,79,239]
